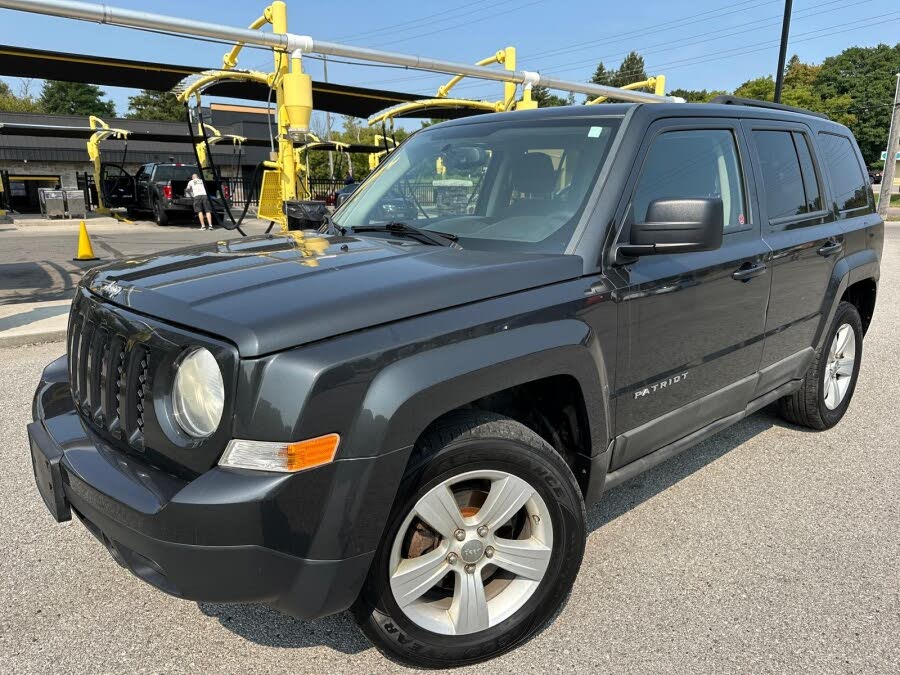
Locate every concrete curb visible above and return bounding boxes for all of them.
[0,299,70,348]
[0,327,67,348]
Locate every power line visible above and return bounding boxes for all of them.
[528,0,781,61]
[341,0,861,90]
[333,0,509,42]
[360,0,550,50]
[454,9,900,99]
[527,0,871,74]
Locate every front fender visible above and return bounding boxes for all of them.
[349,319,611,460]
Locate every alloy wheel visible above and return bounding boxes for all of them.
[823,323,856,410]
[389,469,553,636]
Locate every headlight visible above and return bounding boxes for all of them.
[172,348,224,438]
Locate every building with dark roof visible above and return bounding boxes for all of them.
[0,104,273,212]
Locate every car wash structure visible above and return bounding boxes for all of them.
[0,0,682,229]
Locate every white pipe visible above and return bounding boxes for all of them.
[0,0,682,104]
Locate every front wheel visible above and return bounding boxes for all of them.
[778,301,863,429]
[353,411,586,668]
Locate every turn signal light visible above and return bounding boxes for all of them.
[219,434,340,473]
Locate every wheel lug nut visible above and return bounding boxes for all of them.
[465,563,476,575]
[477,525,488,537]
[485,546,494,559]
[454,529,466,541]
[447,552,458,565]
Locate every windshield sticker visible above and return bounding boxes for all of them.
[588,126,605,138]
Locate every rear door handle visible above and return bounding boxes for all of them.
[732,263,768,282]
[817,241,843,257]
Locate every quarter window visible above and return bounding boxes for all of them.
[632,129,747,231]
[793,132,822,213]
[818,132,871,215]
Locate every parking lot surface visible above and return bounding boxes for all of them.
[1,229,898,674]
[0,216,272,304]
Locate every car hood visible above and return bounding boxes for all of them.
[84,232,583,357]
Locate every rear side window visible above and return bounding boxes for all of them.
[817,132,872,215]
[752,130,818,222]
[632,129,747,231]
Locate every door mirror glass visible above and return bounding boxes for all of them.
[622,197,724,257]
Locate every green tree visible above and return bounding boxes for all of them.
[126,90,186,121]
[531,85,569,107]
[813,44,900,163]
[734,75,776,101]
[612,51,647,88]
[667,88,728,103]
[0,80,42,113]
[590,62,612,87]
[40,80,115,116]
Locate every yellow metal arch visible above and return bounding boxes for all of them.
[368,98,502,127]
[87,115,130,214]
[587,76,666,105]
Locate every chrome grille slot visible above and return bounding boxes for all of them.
[103,336,125,437]
[76,318,95,409]
[87,326,108,419]
[120,344,149,450]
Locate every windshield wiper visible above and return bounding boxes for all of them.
[350,222,460,248]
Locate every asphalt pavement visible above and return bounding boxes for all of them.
[0,229,898,674]
[0,215,272,305]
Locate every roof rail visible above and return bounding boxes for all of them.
[709,95,829,120]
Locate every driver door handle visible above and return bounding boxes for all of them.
[732,262,768,282]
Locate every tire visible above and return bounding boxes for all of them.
[352,410,586,668]
[778,301,863,430]
[153,199,169,226]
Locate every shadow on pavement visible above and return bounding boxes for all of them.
[197,602,371,655]
[586,406,790,533]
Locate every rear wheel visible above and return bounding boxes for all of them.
[353,410,586,668]
[153,199,169,226]
[778,301,863,429]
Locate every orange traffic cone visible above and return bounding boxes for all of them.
[73,220,99,262]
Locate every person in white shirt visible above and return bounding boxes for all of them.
[186,173,213,230]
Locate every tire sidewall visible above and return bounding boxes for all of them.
[816,302,863,426]
[357,436,585,667]
[154,199,168,226]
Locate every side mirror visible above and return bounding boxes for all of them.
[618,198,724,259]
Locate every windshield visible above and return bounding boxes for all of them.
[334,116,622,253]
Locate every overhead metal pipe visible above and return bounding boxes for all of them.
[0,0,682,104]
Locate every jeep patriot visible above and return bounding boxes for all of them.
[28,99,882,667]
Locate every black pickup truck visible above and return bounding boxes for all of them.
[100,162,227,225]
[29,99,881,667]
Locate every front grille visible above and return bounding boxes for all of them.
[65,288,237,478]
[68,298,151,452]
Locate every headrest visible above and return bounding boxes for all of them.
[512,152,555,195]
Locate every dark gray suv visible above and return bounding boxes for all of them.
[29,99,881,667]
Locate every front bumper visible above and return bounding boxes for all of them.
[29,355,408,619]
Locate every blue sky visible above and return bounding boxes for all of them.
[1,0,898,124]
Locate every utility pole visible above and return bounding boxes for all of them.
[323,54,334,180]
[773,0,793,103]
[877,73,900,219]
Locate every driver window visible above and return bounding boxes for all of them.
[632,129,747,231]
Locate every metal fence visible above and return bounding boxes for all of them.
[219,176,257,206]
